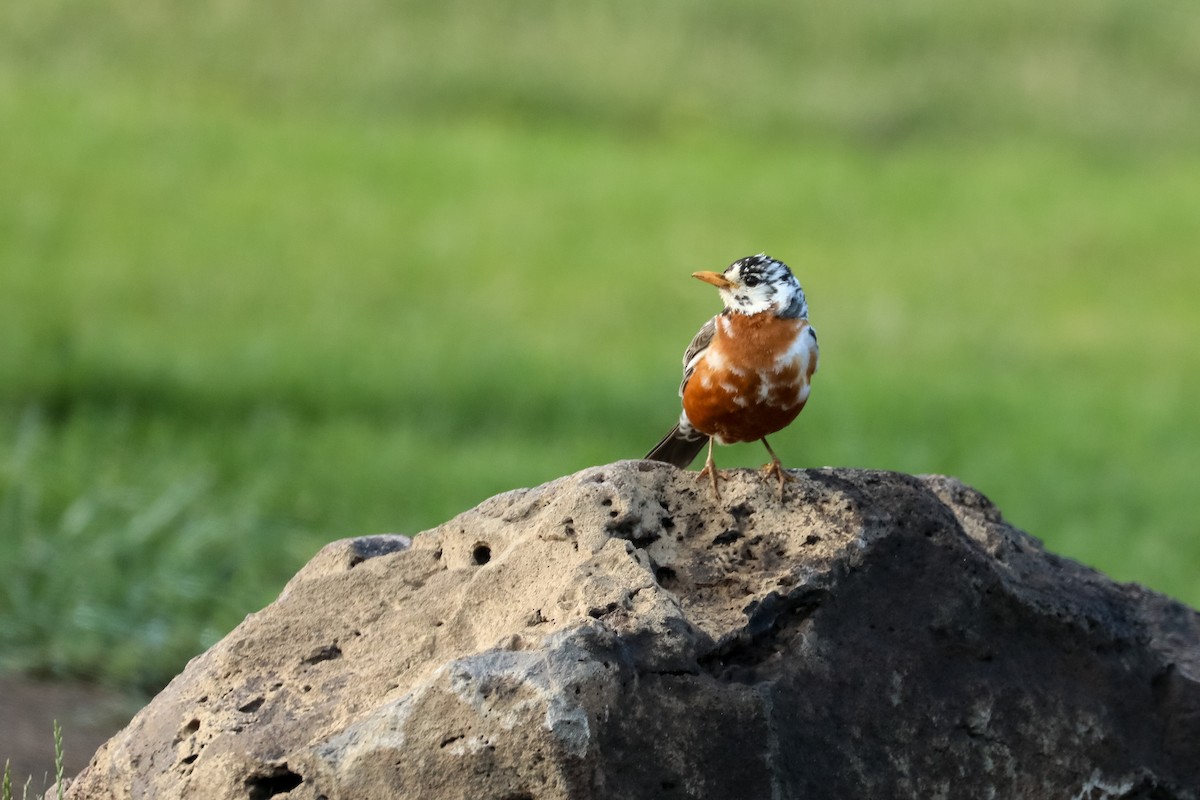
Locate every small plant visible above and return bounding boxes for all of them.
[0,721,64,800]
[0,760,30,800]
[53,721,64,800]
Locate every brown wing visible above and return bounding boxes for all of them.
[678,315,718,396]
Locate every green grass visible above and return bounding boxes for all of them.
[1,720,62,800]
[2,0,1199,691]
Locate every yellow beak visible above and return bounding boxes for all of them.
[692,271,735,290]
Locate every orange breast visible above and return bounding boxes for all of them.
[682,313,816,445]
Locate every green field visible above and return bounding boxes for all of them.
[2,0,1198,692]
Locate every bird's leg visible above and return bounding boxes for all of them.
[759,437,792,499]
[695,437,721,500]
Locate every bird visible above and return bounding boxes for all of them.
[645,254,819,499]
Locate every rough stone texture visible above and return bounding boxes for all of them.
[62,463,1200,800]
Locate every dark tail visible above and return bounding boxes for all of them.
[644,424,708,469]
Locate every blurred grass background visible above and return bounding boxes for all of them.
[1,0,1198,692]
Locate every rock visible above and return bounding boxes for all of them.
[62,463,1200,800]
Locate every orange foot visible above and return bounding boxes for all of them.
[696,437,722,500]
[759,437,795,500]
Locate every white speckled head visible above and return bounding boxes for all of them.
[708,254,808,318]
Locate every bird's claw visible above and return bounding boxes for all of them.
[696,464,722,501]
[759,460,795,500]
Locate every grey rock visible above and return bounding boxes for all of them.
[62,463,1200,799]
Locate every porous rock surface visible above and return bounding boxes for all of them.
[64,462,1200,800]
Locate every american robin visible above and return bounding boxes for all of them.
[645,254,819,498]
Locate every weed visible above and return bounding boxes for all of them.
[0,722,64,800]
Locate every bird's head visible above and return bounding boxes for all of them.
[692,254,808,318]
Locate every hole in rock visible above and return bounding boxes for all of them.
[237,697,265,714]
[711,529,742,547]
[347,535,410,567]
[729,503,754,522]
[302,643,343,665]
[472,544,492,565]
[245,765,303,799]
[587,602,619,619]
[180,754,198,765]
[655,566,677,587]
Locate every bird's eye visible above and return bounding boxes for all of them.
[742,274,761,288]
